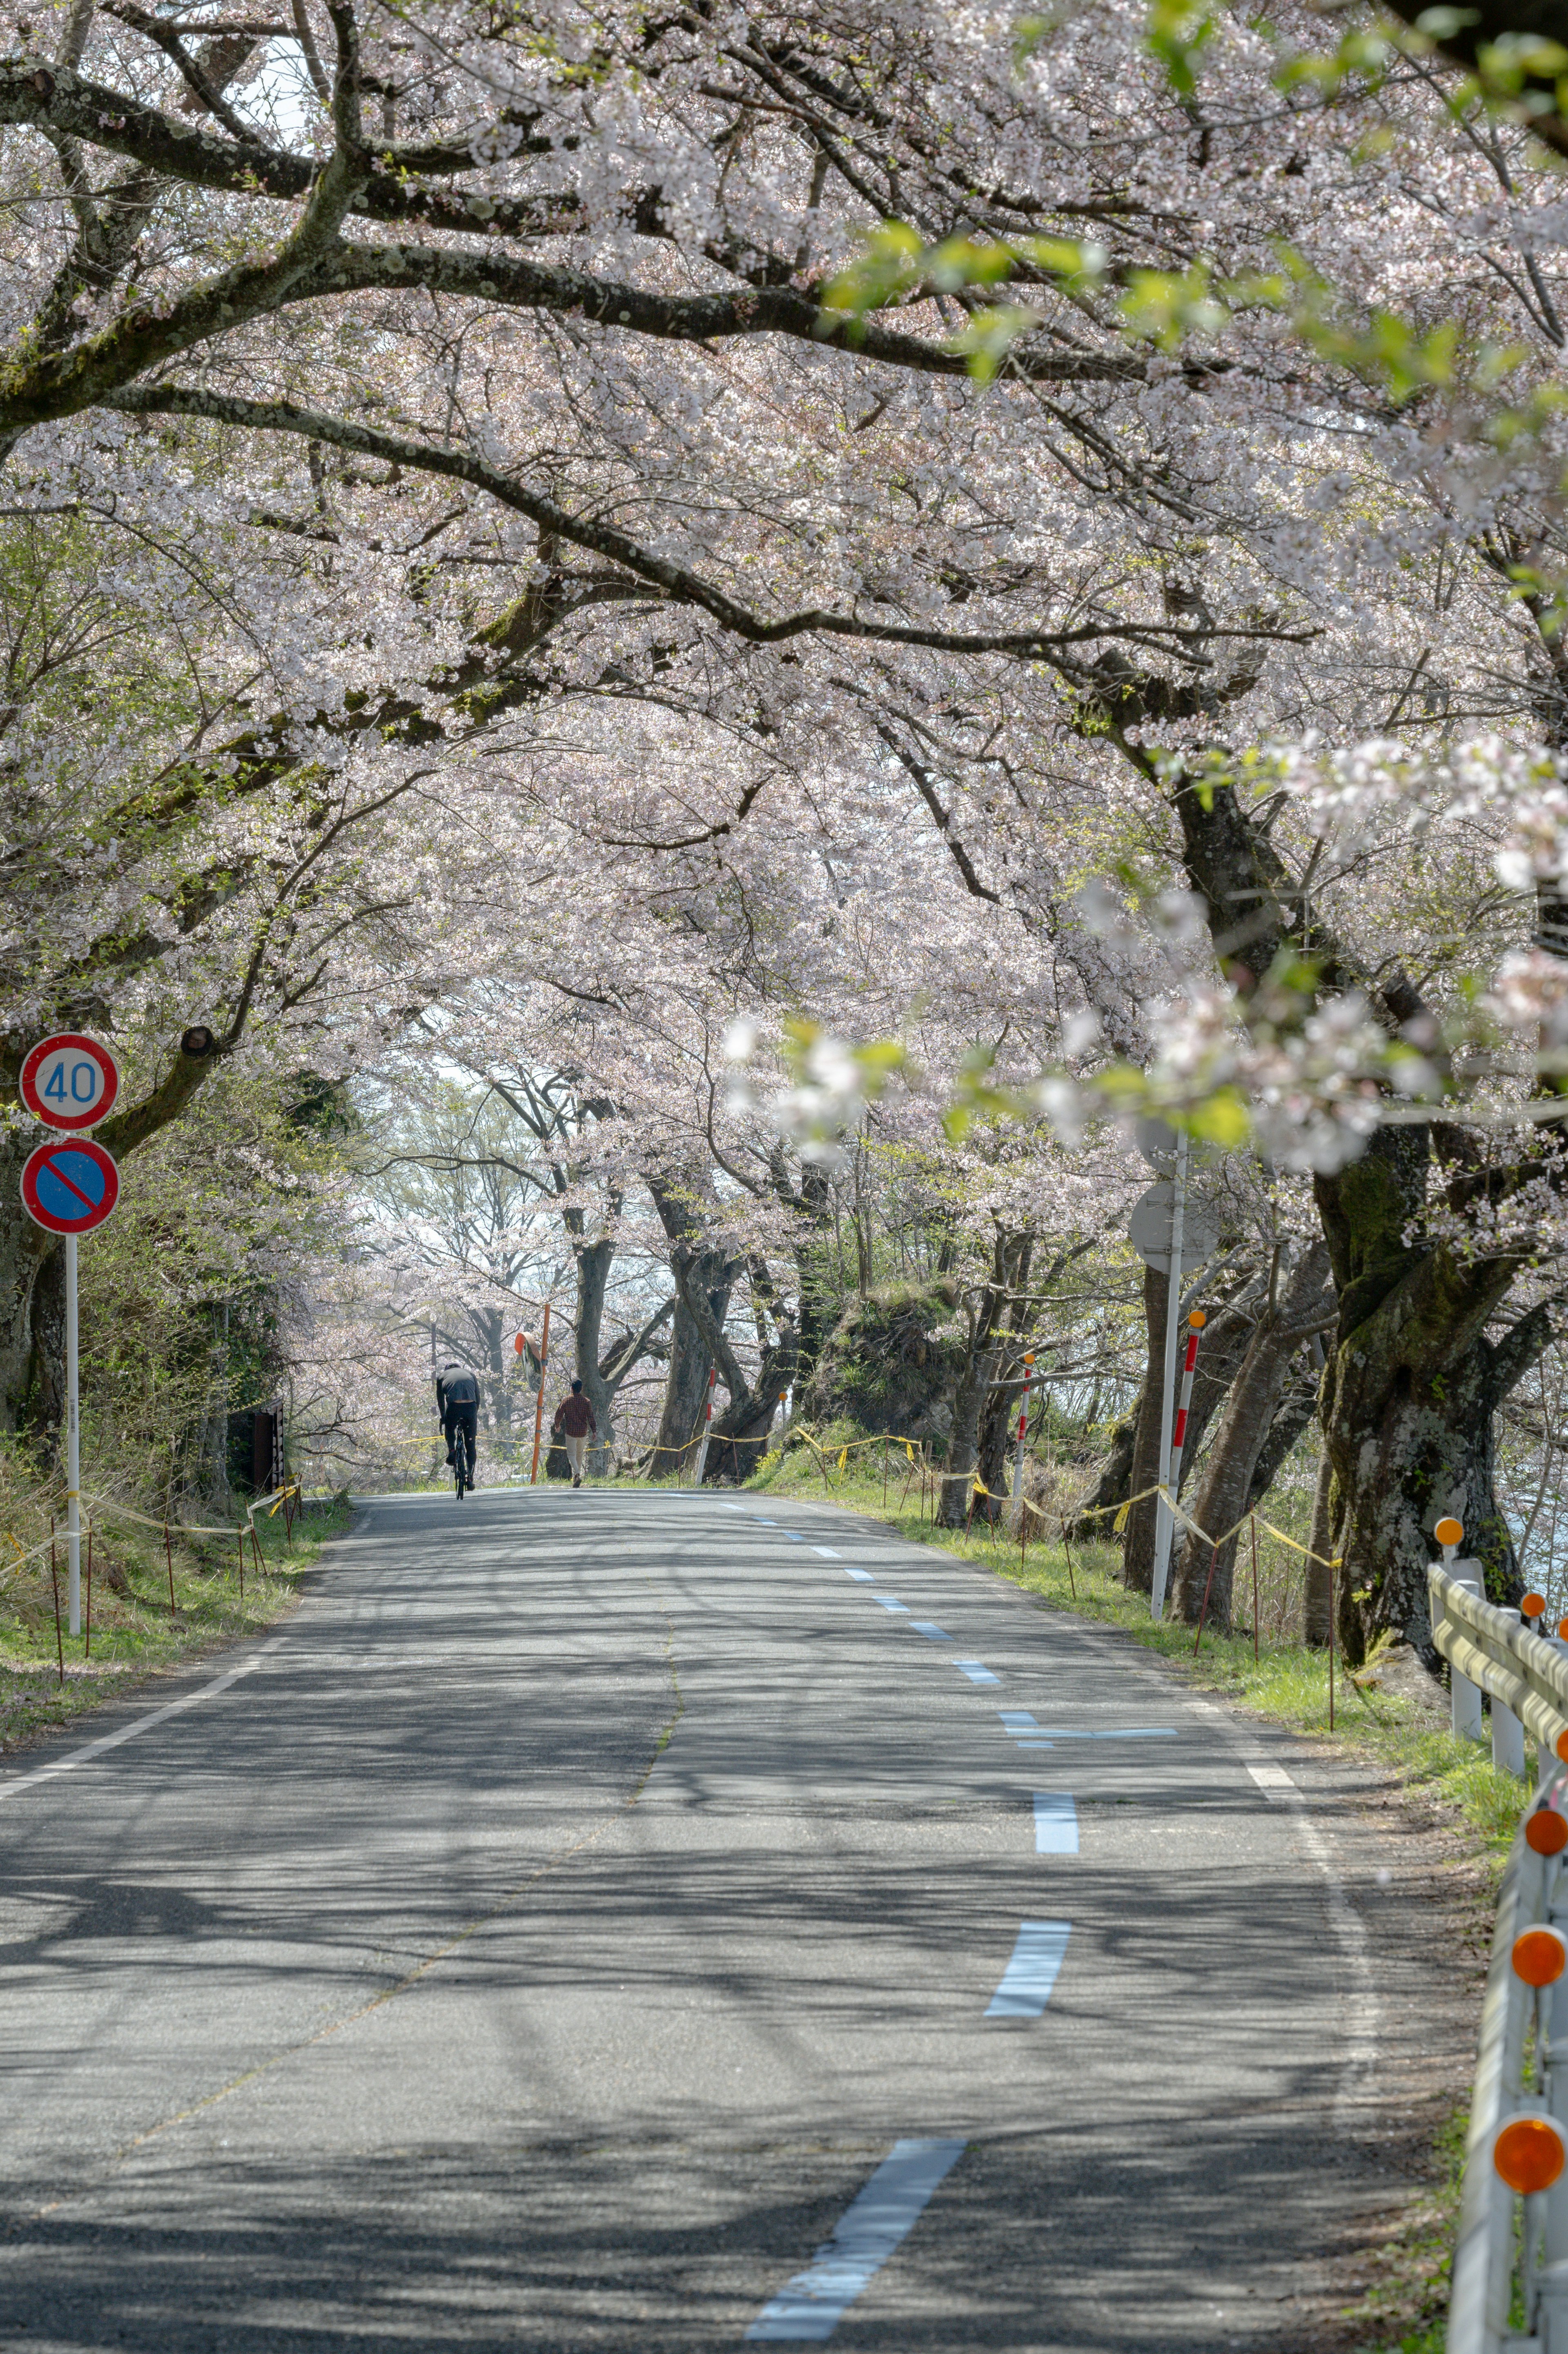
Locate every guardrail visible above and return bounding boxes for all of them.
[1430,1543,1568,2352]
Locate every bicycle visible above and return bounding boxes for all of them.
[447,1413,477,1500]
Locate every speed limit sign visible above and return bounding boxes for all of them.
[20,1034,119,1131]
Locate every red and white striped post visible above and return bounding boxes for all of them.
[693,1367,717,1487]
[1010,1351,1035,1530]
[1165,1310,1206,1507]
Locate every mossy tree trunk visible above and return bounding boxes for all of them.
[1167,763,1552,1665]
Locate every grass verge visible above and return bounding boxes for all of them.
[0,1491,353,1755]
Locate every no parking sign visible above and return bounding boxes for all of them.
[21,1138,120,1236]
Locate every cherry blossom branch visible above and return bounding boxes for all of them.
[105,385,1305,667]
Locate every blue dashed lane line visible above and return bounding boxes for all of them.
[911,1622,951,1641]
[872,1595,910,1613]
[811,1546,841,1558]
[745,2139,967,2343]
[985,1921,1071,2019]
[955,1661,1000,1685]
[844,1569,875,1584]
[1033,1793,1078,1855]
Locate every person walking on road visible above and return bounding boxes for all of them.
[554,1380,597,1487]
[435,1360,480,1488]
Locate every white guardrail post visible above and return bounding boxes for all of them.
[1430,1521,1568,2352]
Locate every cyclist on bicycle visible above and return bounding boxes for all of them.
[435,1361,480,1488]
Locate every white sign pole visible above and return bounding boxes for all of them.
[66,1231,81,1636]
[1149,1131,1188,1621]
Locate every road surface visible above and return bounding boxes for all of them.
[0,1487,1395,2349]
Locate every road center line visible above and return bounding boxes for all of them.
[1033,1793,1078,1854]
[985,1920,1071,2018]
[744,2137,967,2343]
[955,1660,1000,1685]
[843,1569,875,1583]
[811,1547,841,1558]
[0,1655,266,1804]
[872,1596,910,1613]
[911,1622,951,1640]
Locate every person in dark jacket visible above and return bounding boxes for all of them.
[554,1380,597,1486]
[435,1361,480,1485]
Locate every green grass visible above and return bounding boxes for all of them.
[0,1492,353,1755]
[745,1444,1531,1864]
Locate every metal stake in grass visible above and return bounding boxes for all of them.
[1250,1516,1260,1664]
[165,1519,175,1611]
[85,1523,91,1658]
[1061,1525,1078,1601]
[1328,1556,1336,1730]
[237,1525,244,1603]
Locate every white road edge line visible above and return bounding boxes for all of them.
[744,2138,967,2343]
[1189,1699,1379,2135]
[0,1654,267,1804]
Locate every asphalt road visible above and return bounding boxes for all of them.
[0,1487,1393,2351]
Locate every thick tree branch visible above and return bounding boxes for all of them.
[104,386,1298,669]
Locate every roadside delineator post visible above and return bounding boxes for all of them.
[84,1523,91,1659]
[1436,1517,1486,1743]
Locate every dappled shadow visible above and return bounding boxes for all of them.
[0,2112,1373,2351]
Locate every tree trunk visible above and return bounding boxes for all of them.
[572,1236,615,1475]
[1174,1244,1332,1629]
[1067,1403,1140,1543]
[938,1234,1011,1528]
[974,1235,1034,1519]
[1123,1263,1169,1591]
[652,1258,729,1476]
[1166,764,1550,1667]
[1314,1132,1542,1665]
[1304,1449,1338,1647]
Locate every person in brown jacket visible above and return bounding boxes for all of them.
[554,1380,597,1486]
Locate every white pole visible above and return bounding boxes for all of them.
[1010,1352,1034,1530]
[693,1367,715,1487]
[66,1231,80,1637]
[1150,1132,1188,1621]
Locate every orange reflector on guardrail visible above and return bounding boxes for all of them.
[1526,1594,1548,1618]
[1528,1810,1568,1856]
[1435,1517,1464,1547]
[1514,1926,1568,1985]
[1495,2115,1567,2194]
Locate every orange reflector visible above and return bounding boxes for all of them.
[1528,1810,1568,1856]
[1435,1516,1464,1548]
[1515,1927,1568,1986]
[1526,1594,1548,1617]
[1188,1310,1207,1330]
[1496,2115,1567,2194]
